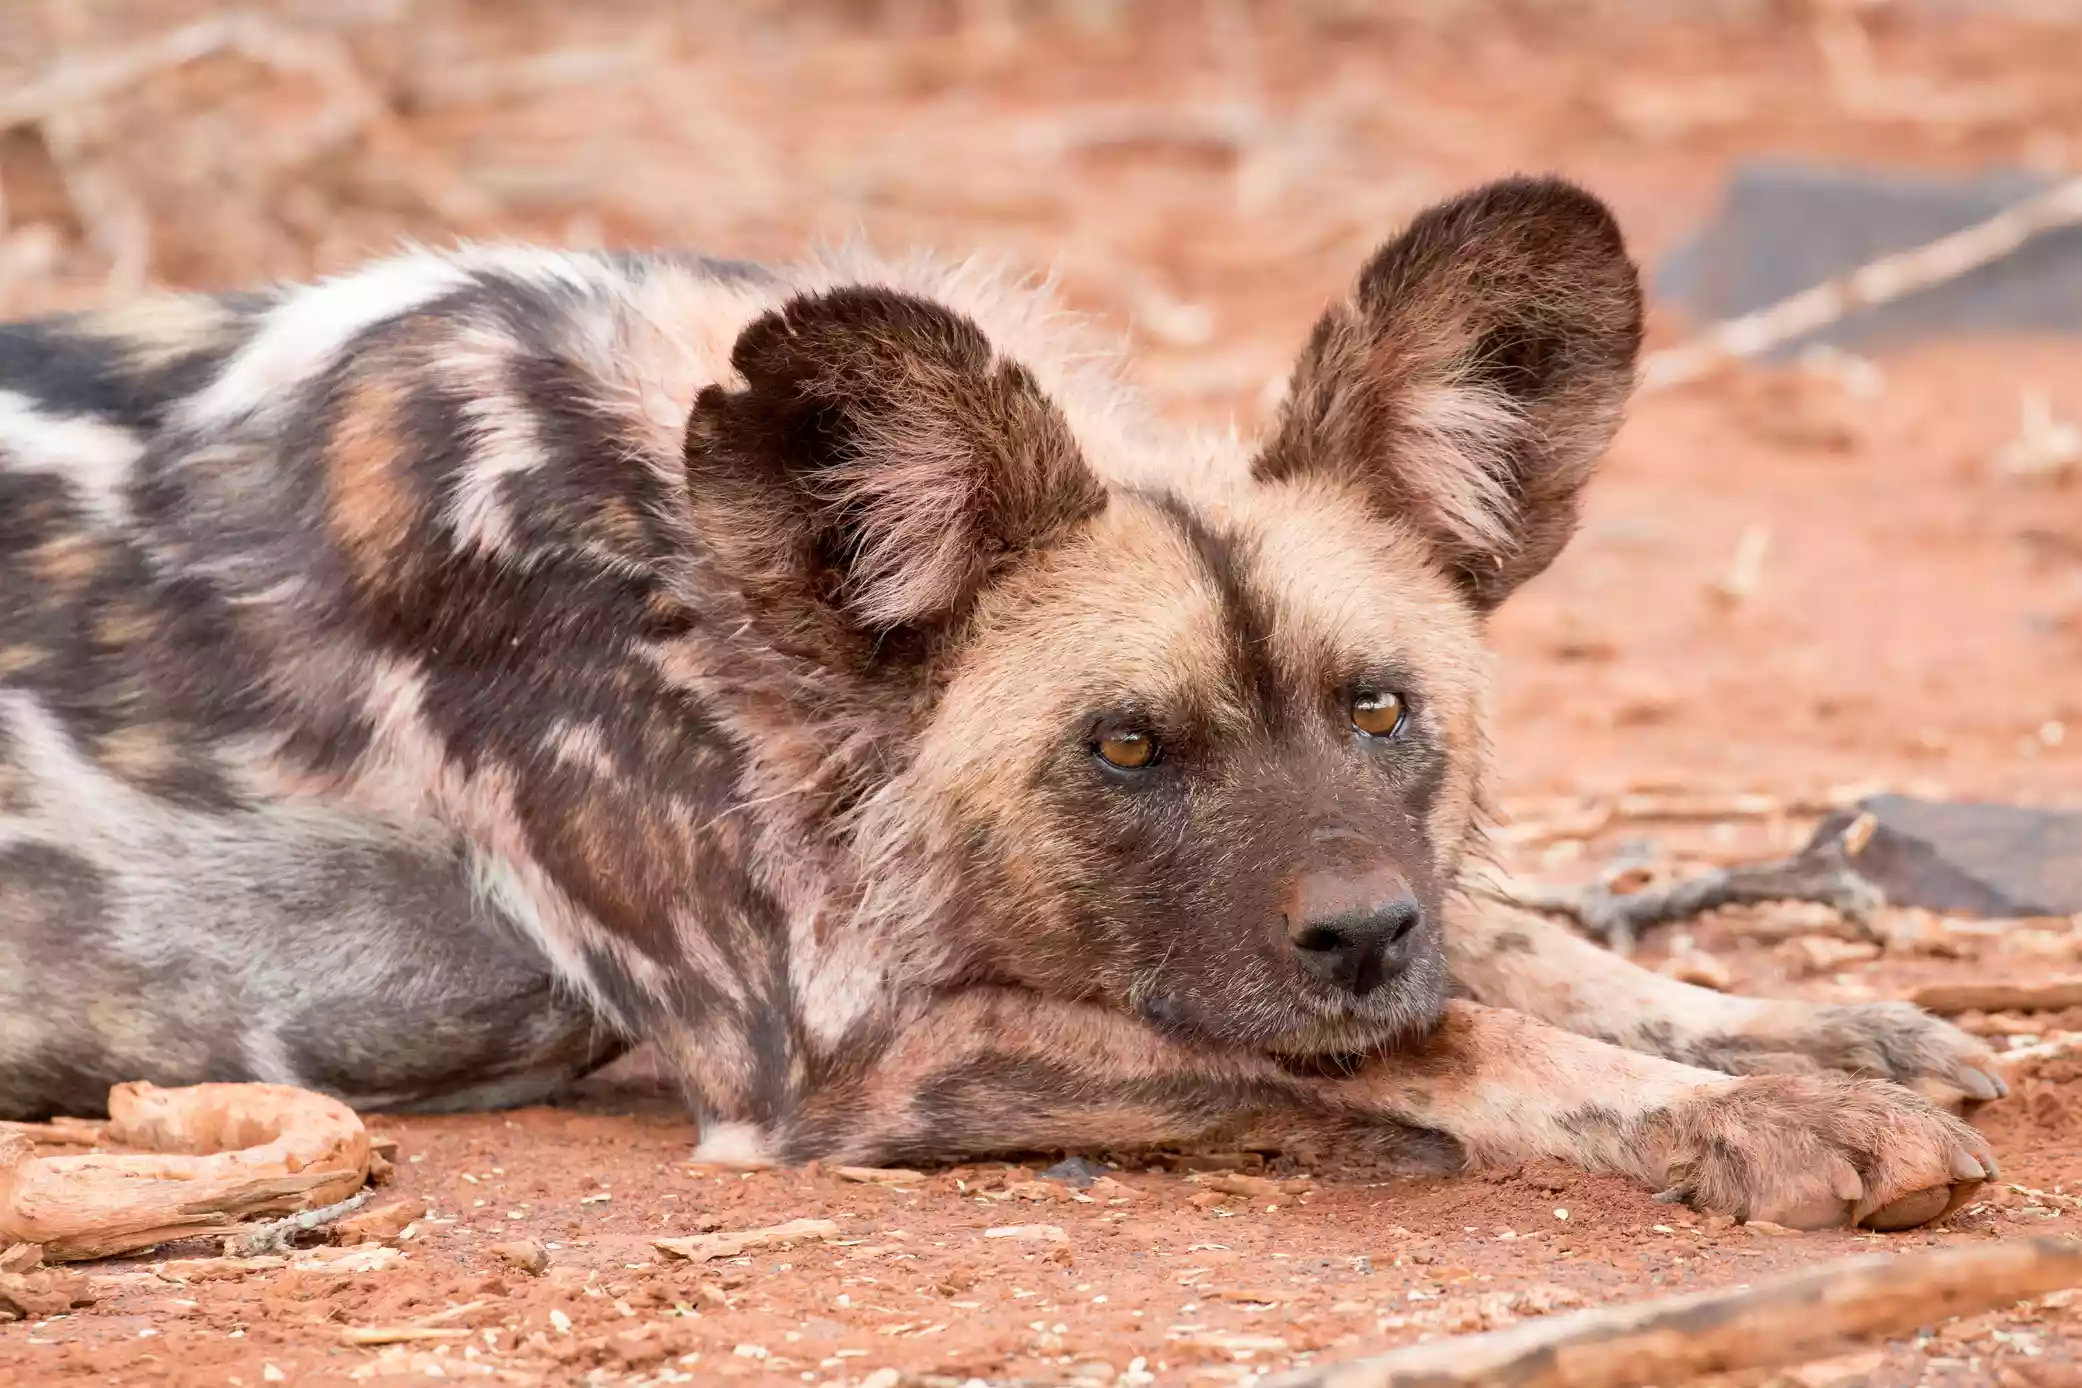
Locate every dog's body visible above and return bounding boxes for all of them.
[0,180,2006,1229]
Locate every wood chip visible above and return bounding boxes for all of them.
[340,1325,474,1347]
[832,1166,927,1186]
[653,1218,841,1263]
[289,1245,402,1273]
[1186,1172,1310,1199]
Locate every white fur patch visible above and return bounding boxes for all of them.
[690,1120,776,1167]
[181,253,475,431]
[1396,382,1528,553]
[441,319,545,558]
[0,391,144,527]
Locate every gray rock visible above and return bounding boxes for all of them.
[1810,795,2082,918]
[1039,1155,1110,1188]
[1658,163,2082,358]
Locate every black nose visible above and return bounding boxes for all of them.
[1288,898,1421,996]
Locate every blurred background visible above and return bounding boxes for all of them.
[1,0,2078,809]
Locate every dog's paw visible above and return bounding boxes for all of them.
[1694,1000,2008,1101]
[1645,1072,1996,1231]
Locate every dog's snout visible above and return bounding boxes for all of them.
[1284,867,1421,997]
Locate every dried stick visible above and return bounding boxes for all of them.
[1478,814,1879,956]
[0,1082,370,1262]
[1270,1236,2082,1388]
[222,1190,370,1258]
[1491,786,1874,848]
[1909,979,2082,1016]
[0,16,246,131]
[1642,175,2082,391]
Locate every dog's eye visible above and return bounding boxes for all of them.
[1094,731,1158,770]
[1350,691,1406,738]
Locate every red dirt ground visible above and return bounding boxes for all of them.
[3,3,2082,1385]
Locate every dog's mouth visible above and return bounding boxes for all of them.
[1131,947,1449,1057]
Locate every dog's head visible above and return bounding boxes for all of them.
[687,177,1642,1054]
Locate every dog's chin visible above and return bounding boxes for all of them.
[1134,960,1449,1058]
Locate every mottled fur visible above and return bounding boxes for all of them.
[0,180,2001,1228]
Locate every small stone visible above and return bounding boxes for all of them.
[333,1198,426,1246]
[1783,1348,1887,1387]
[1776,935,1882,979]
[0,1266,96,1317]
[1658,949,1734,991]
[1040,1156,1111,1189]
[983,1224,1066,1243]
[490,1239,549,1276]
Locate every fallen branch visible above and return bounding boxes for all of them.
[1642,175,2082,392]
[1479,813,1880,955]
[0,1082,370,1262]
[1269,1236,2082,1388]
[1909,979,2082,1016]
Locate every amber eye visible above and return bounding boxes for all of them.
[1350,691,1407,738]
[1094,730,1158,770]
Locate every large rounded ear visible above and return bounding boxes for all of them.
[685,286,1107,634]
[1253,177,1643,612]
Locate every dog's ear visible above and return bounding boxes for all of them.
[686,286,1106,634]
[1253,177,1643,612]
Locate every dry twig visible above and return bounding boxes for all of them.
[223,1190,369,1258]
[0,9,490,285]
[1642,176,2082,391]
[1270,1236,2082,1388]
[1479,813,1881,955]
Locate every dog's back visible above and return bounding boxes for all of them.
[0,293,623,1118]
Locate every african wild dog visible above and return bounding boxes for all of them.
[0,178,2005,1231]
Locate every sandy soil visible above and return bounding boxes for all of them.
[3,3,2082,1384]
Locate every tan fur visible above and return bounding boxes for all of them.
[323,369,423,596]
[75,295,240,372]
